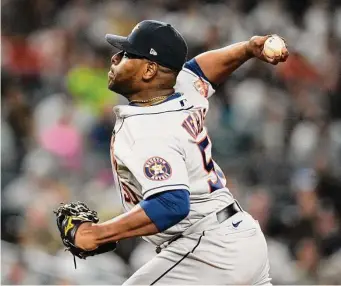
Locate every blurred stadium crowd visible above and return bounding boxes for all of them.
[1,0,341,284]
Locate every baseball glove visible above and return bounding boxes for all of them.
[54,202,117,268]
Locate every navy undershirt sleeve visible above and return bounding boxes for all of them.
[140,189,190,232]
[184,58,218,89]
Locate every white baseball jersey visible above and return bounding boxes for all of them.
[110,62,235,246]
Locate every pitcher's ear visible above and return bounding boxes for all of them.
[142,61,158,81]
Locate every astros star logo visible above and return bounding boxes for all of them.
[144,157,172,181]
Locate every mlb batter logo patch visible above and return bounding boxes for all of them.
[193,78,208,97]
[144,157,172,181]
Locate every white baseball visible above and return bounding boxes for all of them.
[262,35,286,59]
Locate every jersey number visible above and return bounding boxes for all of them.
[197,135,224,192]
[110,135,139,205]
[121,182,139,205]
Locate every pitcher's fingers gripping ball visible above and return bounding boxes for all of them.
[54,202,117,268]
[248,34,289,65]
[262,35,288,63]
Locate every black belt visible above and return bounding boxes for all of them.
[216,201,243,223]
[156,201,242,254]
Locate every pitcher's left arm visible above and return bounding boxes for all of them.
[75,189,189,250]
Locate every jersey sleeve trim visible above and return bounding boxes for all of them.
[184,58,218,90]
[143,183,190,199]
[140,189,190,232]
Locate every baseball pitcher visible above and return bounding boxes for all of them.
[55,20,289,285]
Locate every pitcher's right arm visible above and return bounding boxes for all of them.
[194,35,289,86]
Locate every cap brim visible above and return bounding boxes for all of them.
[105,34,143,56]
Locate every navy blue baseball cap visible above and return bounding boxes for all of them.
[105,20,188,71]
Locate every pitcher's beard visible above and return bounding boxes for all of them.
[108,71,117,91]
[107,72,137,97]
[108,79,132,97]
[108,78,114,89]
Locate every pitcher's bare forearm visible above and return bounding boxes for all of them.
[95,205,158,242]
[75,205,158,250]
[195,41,253,85]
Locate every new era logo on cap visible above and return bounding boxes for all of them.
[150,48,157,56]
